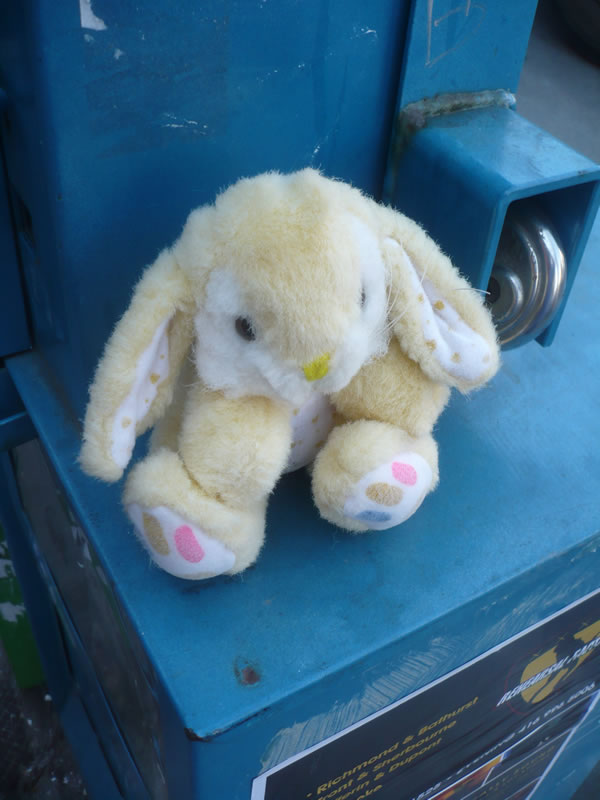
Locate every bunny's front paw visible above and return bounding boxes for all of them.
[342,454,433,530]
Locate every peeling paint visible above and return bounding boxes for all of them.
[261,574,599,770]
[0,601,26,623]
[352,27,378,39]
[0,557,14,579]
[80,0,107,31]
[260,654,452,770]
[386,88,515,198]
[184,727,210,742]
[161,113,208,133]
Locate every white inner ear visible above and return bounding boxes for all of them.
[399,245,492,382]
[110,316,171,468]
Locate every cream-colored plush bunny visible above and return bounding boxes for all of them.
[80,170,499,580]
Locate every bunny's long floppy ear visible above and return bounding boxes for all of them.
[80,248,195,482]
[381,212,500,392]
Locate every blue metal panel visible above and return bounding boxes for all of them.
[387,106,600,346]
[0,367,36,449]
[10,438,169,798]
[58,693,126,800]
[397,0,539,107]
[0,93,30,357]
[0,0,411,418]
[2,2,600,797]
[0,453,72,710]
[5,215,600,797]
[50,581,152,799]
[0,449,151,799]
[386,0,600,349]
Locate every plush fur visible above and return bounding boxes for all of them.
[80,170,500,580]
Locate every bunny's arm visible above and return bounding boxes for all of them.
[80,249,195,482]
[177,386,293,509]
[332,337,450,438]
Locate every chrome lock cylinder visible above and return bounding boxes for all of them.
[486,205,567,348]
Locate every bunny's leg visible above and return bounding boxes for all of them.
[124,388,292,579]
[312,339,448,531]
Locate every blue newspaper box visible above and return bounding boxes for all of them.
[1,2,600,799]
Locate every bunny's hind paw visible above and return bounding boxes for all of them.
[126,503,237,579]
[342,454,433,530]
[123,448,266,579]
[312,420,439,532]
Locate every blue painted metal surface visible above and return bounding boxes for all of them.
[1,1,600,798]
[397,0,538,107]
[388,0,600,348]
[4,216,600,797]
[388,106,600,347]
[0,453,71,712]
[0,447,163,799]
[0,90,30,358]
[0,0,410,419]
[0,367,35,449]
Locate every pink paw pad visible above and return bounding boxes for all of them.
[174,525,205,563]
[392,462,418,486]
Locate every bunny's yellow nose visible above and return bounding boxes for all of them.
[303,353,331,382]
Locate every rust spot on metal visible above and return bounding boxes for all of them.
[234,657,261,686]
[387,89,516,200]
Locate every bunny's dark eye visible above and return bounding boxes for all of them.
[235,316,256,341]
[360,288,367,308]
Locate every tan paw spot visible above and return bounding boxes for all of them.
[311,414,319,424]
[366,482,403,506]
[142,513,170,555]
[434,300,445,310]
[145,398,149,404]
[293,408,299,416]
[121,417,132,428]
[150,373,160,384]
[315,439,325,449]
[426,339,437,351]
[417,293,424,303]
[451,352,461,363]
[160,354,165,359]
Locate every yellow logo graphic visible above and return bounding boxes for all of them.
[519,619,600,704]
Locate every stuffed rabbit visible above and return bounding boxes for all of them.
[80,169,499,580]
